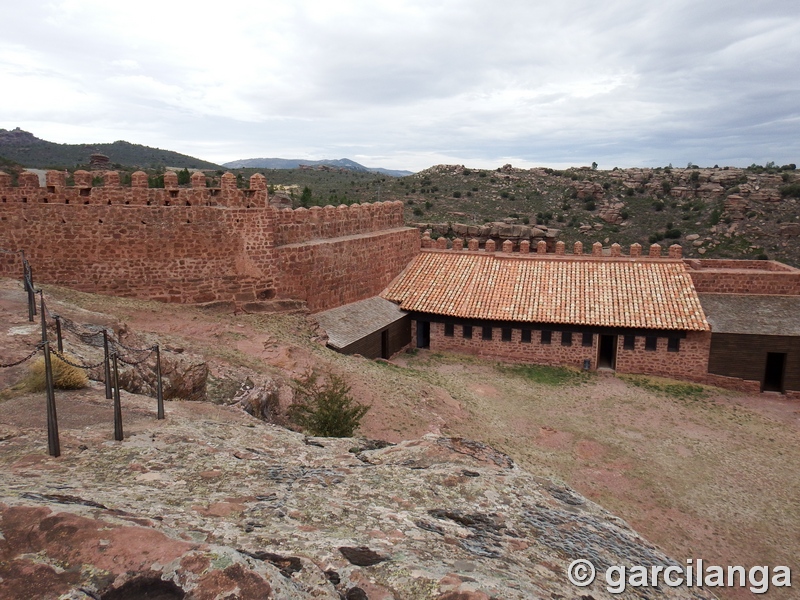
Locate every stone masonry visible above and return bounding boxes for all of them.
[0,170,419,311]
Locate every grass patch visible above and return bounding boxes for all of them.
[499,363,590,386]
[620,374,707,400]
[23,353,89,391]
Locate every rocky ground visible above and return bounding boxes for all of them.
[1,279,798,598]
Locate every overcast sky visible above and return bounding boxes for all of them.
[1,0,798,172]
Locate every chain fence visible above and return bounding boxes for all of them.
[1,251,167,455]
[0,343,44,368]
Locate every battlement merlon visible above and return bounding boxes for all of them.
[0,170,270,208]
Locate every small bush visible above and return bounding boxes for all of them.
[584,200,596,211]
[288,371,369,437]
[412,207,423,216]
[652,200,665,211]
[452,191,462,198]
[665,228,682,239]
[779,183,800,198]
[25,352,89,391]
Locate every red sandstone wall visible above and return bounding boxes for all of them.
[688,271,800,294]
[685,259,795,272]
[0,203,277,304]
[0,172,416,310]
[614,331,711,382]
[273,201,406,246]
[424,322,710,382]
[276,228,420,312]
[684,259,800,295]
[428,323,598,368]
[0,171,268,208]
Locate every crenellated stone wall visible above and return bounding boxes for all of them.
[684,259,800,295]
[0,170,418,311]
[274,201,406,246]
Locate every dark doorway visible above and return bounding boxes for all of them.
[598,335,617,369]
[416,320,430,349]
[381,330,390,359]
[763,352,786,392]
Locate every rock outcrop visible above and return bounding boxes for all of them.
[0,390,716,599]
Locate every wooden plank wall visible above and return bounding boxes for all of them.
[708,333,800,391]
[339,316,411,359]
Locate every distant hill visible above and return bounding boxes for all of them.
[0,128,222,170]
[223,156,413,177]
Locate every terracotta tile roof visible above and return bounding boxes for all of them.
[382,251,710,331]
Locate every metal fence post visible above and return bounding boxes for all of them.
[54,315,63,353]
[28,262,36,316]
[155,345,164,420]
[24,261,35,322]
[103,330,112,400]
[112,353,123,441]
[40,292,60,457]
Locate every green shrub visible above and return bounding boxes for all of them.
[453,191,462,198]
[288,371,369,437]
[413,207,423,216]
[779,183,800,198]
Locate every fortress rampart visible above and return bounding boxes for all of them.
[0,170,419,311]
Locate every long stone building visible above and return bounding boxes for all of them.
[374,239,800,397]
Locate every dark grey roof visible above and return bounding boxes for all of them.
[316,296,407,350]
[698,293,800,336]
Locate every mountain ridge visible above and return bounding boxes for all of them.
[0,128,222,170]
[223,156,413,177]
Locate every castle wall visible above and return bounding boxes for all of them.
[275,228,420,312]
[684,259,800,295]
[273,201,406,246]
[0,171,417,310]
[0,203,277,304]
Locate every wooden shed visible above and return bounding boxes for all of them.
[315,296,411,359]
[699,293,800,393]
